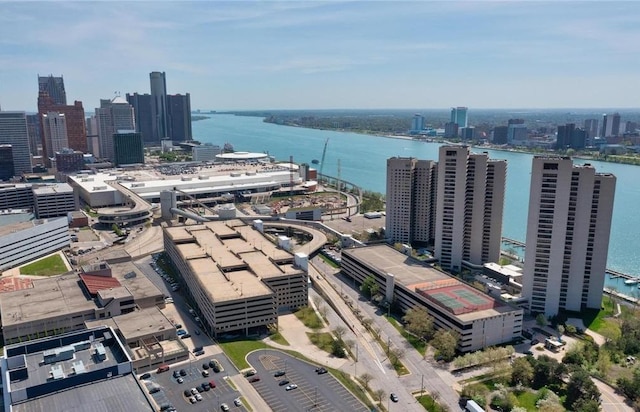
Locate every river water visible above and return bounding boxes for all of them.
[192,114,640,281]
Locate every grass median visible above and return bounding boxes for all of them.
[20,254,67,276]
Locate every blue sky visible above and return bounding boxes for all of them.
[1,1,640,111]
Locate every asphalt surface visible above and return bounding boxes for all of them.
[142,363,245,412]
[246,349,369,412]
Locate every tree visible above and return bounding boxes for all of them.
[360,275,379,299]
[388,347,405,368]
[332,326,346,341]
[431,329,458,362]
[565,370,600,410]
[536,313,548,327]
[331,339,346,358]
[511,357,534,386]
[403,307,435,341]
[359,372,373,389]
[373,389,385,404]
[597,348,611,376]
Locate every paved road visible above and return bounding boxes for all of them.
[311,257,463,411]
[594,378,634,412]
[246,349,369,412]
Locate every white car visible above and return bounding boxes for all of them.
[233,398,243,407]
[195,393,203,402]
[189,396,197,404]
[285,384,298,391]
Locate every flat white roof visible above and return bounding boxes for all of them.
[216,152,269,160]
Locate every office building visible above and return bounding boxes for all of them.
[0,145,14,181]
[435,146,506,272]
[411,114,425,134]
[41,111,68,160]
[26,114,41,156]
[0,111,32,175]
[96,97,136,161]
[341,245,523,352]
[37,92,87,153]
[492,126,508,144]
[386,157,437,245]
[584,118,599,141]
[507,119,527,145]
[126,93,155,144]
[557,123,587,150]
[192,143,221,162]
[625,121,638,134]
[38,74,67,105]
[150,71,168,141]
[521,156,616,317]
[167,93,192,141]
[164,220,308,337]
[33,183,76,218]
[113,131,144,166]
[0,217,69,271]
[460,127,476,140]
[602,112,621,138]
[450,106,468,128]
[444,122,458,138]
[55,148,85,172]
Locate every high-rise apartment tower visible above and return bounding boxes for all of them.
[0,112,31,175]
[521,156,616,317]
[434,146,506,272]
[385,157,437,245]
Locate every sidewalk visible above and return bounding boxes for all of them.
[265,313,348,370]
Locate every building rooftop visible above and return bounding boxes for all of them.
[80,273,122,295]
[0,275,94,327]
[109,262,163,302]
[0,217,66,238]
[343,245,518,322]
[90,307,174,342]
[31,183,73,196]
[165,221,302,302]
[12,374,153,412]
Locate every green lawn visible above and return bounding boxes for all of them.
[515,391,538,411]
[417,394,448,412]
[582,298,614,332]
[218,339,268,369]
[269,332,290,346]
[384,315,427,356]
[307,332,334,353]
[319,254,340,268]
[294,306,323,329]
[20,254,67,276]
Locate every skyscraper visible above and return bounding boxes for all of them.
[521,156,616,316]
[126,93,155,144]
[450,107,468,128]
[37,92,87,153]
[26,114,42,156]
[555,123,575,150]
[0,112,31,175]
[434,146,506,272]
[385,157,437,245]
[42,112,69,159]
[150,71,168,140]
[113,131,144,166]
[584,118,599,141]
[0,145,15,181]
[38,75,67,105]
[96,96,135,160]
[492,126,508,144]
[410,114,425,134]
[602,112,621,138]
[167,93,192,142]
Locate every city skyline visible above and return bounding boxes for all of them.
[1,1,640,111]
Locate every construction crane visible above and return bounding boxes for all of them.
[318,138,329,178]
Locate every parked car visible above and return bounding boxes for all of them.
[234,398,243,407]
[315,367,328,375]
[149,387,161,394]
[179,369,187,376]
[194,349,205,356]
[209,380,216,388]
[177,377,184,384]
[176,329,187,336]
[184,389,193,397]
[202,370,209,377]
[220,403,230,411]
[244,369,256,377]
[157,364,170,373]
[189,396,197,404]
[274,370,286,377]
[390,393,399,403]
[181,333,192,339]
[174,324,182,329]
[249,376,260,383]
[195,393,203,401]
[278,379,290,386]
[285,384,298,391]
[139,373,151,380]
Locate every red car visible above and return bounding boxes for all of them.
[249,376,260,383]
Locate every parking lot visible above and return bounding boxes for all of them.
[246,349,368,412]
[142,363,246,412]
